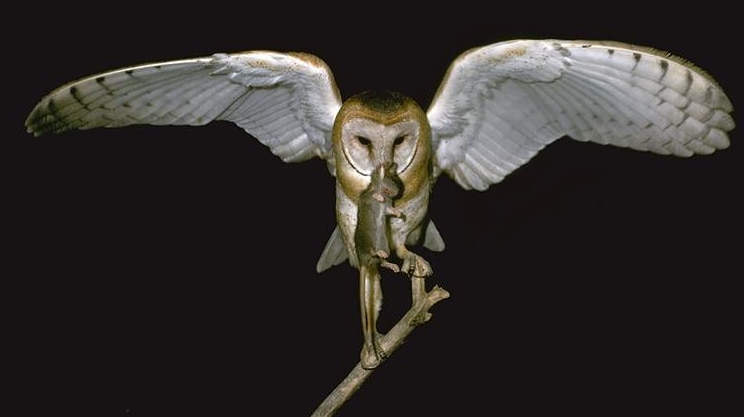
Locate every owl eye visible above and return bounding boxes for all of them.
[357,136,371,146]
[394,136,405,145]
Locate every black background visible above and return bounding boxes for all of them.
[9,2,741,416]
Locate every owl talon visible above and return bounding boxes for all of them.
[401,252,432,278]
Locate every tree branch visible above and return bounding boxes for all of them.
[311,284,450,417]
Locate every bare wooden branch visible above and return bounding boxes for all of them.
[311,284,450,417]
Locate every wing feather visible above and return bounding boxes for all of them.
[428,39,735,190]
[25,51,343,166]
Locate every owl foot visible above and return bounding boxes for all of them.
[401,252,433,278]
[360,332,386,369]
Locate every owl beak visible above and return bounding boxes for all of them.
[374,147,394,171]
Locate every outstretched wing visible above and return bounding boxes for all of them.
[25,51,343,167]
[427,39,735,191]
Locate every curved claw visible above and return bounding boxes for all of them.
[401,252,433,278]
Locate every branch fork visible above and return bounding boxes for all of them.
[311,282,450,417]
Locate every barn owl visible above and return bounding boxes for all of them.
[25,39,735,369]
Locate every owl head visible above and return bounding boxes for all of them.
[332,90,433,203]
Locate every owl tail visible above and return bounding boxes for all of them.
[423,220,446,252]
[316,226,350,273]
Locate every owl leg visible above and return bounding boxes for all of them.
[395,245,433,306]
[359,265,386,369]
[396,246,432,278]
